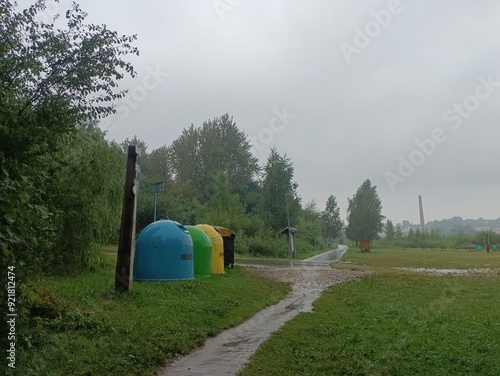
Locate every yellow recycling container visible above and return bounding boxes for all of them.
[195,224,224,274]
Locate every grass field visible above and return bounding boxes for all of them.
[338,245,500,270]
[17,253,289,376]
[239,247,500,376]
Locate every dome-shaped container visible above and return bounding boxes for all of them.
[195,224,224,274]
[134,220,194,281]
[185,225,212,277]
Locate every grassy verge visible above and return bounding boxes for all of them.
[240,247,500,376]
[336,246,500,270]
[18,253,289,376]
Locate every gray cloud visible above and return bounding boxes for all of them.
[37,0,500,223]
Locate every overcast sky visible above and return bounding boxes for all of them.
[34,0,500,224]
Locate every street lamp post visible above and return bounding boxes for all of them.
[149,182,164,222]
[285,192,295,258]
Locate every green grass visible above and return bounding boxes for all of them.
[239,247,500,376]
[337,246,500,269]
[18,253,289,376]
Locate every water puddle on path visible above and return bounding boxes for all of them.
[158,247,361,376]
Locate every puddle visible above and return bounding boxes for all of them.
[234,245,348,269]
[157,247,359,376]
[158,269,331,376]
[397,267,498,275]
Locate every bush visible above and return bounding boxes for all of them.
[239,236,287,258]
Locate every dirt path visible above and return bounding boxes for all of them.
[157,265,364,376]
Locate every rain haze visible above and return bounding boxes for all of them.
[39,0,500,224]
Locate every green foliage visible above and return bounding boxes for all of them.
[385,219,395,240]
[243,236,286,258]
[257,147,300,231]
[136,186,201,230]
[346,179,384,242]
[321,195,343,242]
[425,216,500,236]
[133,134,343,258]
[379,226,500,251]
[241,271,500,376]
[0,0,138,120]
[0,167,55,272]
[0,0,137,271]
[16,258,289,376]
[45,131,124,270]
[169,114,259,203]
[395,225,403,240]
[0,2,137,356]
[296,201,324,250]
[474,231,500,247]
[202,172,245,216]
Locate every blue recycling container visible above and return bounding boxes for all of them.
[134,220,194,281]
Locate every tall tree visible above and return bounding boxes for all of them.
[46,130,124,269]
[395,226,403,240]
[169,114,259,202]
[120,136,149,156]
[321,195,343,242]
[257,147,300,231]
[203,172,245,216]
[0,0,137,274]
[346,179,384,243]
[298,200,323,248]
[385,219,395,241]
[146,145,173,185]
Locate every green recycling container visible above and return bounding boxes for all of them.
[196,224,224,275]
[186,226,212,277]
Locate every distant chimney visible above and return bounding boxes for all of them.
[418,195,425,232]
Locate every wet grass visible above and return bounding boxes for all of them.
[18,253,289,376]
[337,246,500,270]
[240,247,500,376]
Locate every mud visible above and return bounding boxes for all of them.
[157,250,364,376]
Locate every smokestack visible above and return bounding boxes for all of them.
[418,195,425,232]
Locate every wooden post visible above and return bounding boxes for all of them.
[115,145,140,292]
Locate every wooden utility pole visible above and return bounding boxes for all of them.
[115,145,140,292]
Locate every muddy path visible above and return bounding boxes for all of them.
[158,249,364,376]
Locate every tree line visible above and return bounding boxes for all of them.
[121,115,351,259]
[0,1,384,295]
[383,220,500,250]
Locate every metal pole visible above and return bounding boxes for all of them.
[285,193,291,258]
[285,193,291,229]
[153,192,157,222]
[285,192,296,258]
